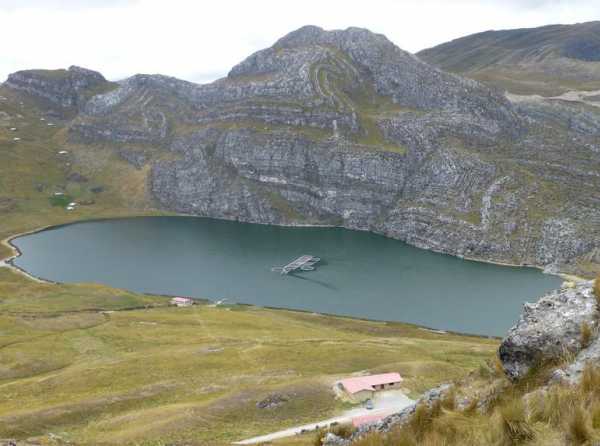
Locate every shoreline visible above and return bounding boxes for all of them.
[4,215,585,272]
[0,215,581,339]
[1,225,57,284]
[0,213,586,291]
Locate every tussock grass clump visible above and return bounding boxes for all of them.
[462,396,479,415]
[594,274,600,307]
[478,361,493,379]
[329,423,356,439]
[352,432,387,446]
[567,405,593,445]
[313,429,324,446]
[498,398,535,444]
[591,401,600,430]
[581,321,593,348]
[441,387,457,411]
[580,363,600,396]
[409,403,435,440]
[430,411,471,443]
[356,364,600,446]
[493,355,506,377]
[377,429,417,446]
[530,387,575,427]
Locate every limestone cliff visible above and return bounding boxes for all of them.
[3,26,600,276]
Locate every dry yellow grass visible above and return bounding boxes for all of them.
[342,363,600,446]
[594,274,600,306]
[581,321,593,348]
[0,266,497,445]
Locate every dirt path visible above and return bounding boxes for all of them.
[232,390,414,444]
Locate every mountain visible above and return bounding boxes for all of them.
[417,21,600,96]
[2,25,600,276]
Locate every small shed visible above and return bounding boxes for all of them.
[339,372,403,402]
[170,297,193,307]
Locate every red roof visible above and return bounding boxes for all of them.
[352,411,393,427]
[340,373,402,394]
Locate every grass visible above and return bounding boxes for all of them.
[0,93,499,444]
[581,322,593,348]
[329,360,600,446]
[498,398,535,444]
[309,56,408,155]
[0,73,508,446]
[594,274,600,306]
[0,267,497,445]
[48,193,74,207]
[567,405,593,445]
[0,85,168,261]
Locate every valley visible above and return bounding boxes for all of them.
[0,18,599,446]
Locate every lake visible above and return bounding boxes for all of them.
[11,217,561,336]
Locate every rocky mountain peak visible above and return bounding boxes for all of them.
[225,25,519,130]
[272,25,392,51]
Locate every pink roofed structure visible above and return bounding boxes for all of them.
[352,411,394,427]
[340,373,402,394]
[339,373,403,402]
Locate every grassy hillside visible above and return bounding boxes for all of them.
[337,345,600,446]
[0,84,166,262]
[0,268,497,445]
[0,84,499,445]
[417,21,600,96]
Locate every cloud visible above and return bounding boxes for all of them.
[0,0,138,10]
[1,0,599,84]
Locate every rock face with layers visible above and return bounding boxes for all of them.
[3,25,600,275]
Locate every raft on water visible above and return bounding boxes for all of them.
[271,255,321,275]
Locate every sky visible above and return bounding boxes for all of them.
[1,0,600,84]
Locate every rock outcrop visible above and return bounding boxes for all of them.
[327,279,600,444]
[5,66,113,110]
[499,281,597,381]
[3,25,600,276]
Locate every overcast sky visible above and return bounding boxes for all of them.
[1,0,599,84]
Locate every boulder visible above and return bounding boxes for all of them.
[499,281,596,381]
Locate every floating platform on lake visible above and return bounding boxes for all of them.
[272,255,321,275]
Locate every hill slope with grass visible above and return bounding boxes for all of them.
[0,84,500,445]
[0,267,497,445]
[417,21,600,96]
[2,25,600,277]
[320,277,600,446]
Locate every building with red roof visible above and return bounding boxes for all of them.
[338,372,402,402]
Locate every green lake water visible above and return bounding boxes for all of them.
[11,216,562,336]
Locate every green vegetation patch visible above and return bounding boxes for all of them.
[48,193,74,207]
